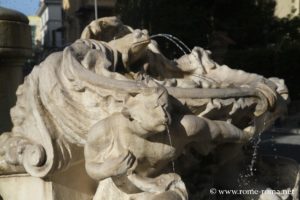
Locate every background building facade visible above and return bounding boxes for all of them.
[36,0,116,48]
[275,0,300,18]
[28,16,42,47]
[37,0,63,48]
[62,0,116,45]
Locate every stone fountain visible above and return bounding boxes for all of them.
[0,17,294,200]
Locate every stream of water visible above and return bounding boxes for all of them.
[248,131,263,176]
[150,33,191,55]
[165,124,176,173]
[247,119,266,178]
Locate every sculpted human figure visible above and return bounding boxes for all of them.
[84,86,172,178]
[84,85,188,199]
[84,81,254,199]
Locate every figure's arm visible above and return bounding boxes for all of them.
[187,47,264,86]
[206,63,279,110]
[84,117,136,181]
[85,150,136,181]
[180,115,250,144]
[185,47,279,91]
[206,64,265,86]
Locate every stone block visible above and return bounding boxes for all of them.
[0,163,97,200]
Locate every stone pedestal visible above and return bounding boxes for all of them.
[0,163,97,200]
[0,175,94,200]
[0,7,32,133]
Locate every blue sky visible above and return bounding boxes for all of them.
[0,0,40,16]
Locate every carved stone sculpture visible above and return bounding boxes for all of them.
[0,17,290,199]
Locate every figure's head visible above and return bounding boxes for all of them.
[122,85,171,133]
[108,29,151,69]
[81,16,132,42]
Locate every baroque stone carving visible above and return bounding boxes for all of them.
[0,16,289,199]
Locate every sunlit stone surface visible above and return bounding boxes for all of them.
[0,16,293,200]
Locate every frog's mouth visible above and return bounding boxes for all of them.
[129,39,151,54]
[125,39,151,67]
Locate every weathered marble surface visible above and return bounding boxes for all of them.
[0,162,96,200]
[0,17,290,199]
